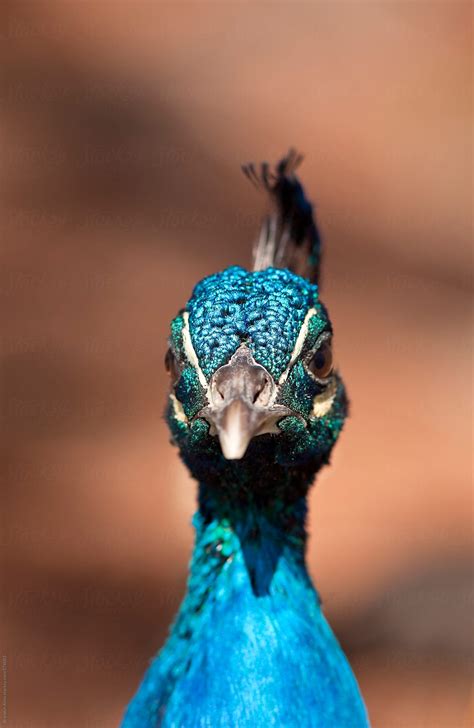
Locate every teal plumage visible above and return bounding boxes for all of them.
[120,151,370,727]
[187,267,315,380]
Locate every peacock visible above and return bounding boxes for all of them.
[120,150,370,728]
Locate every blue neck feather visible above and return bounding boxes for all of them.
[121,474,369,728]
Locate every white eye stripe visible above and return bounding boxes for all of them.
[278,307,317,386]
[181,312,209,390]
[182,307,326,396]
[170,393,189,424]
[312,379,337,418]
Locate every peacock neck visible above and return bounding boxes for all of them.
[165,469,319,671]
[145,473,337,725]
[189,474,313,598]
[121,473,370,728]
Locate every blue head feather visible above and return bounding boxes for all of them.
[187,267,316,380]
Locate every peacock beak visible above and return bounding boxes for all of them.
[199,345,292,460]
[210,398,267,460]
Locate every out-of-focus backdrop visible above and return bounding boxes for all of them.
[2,2,472,727]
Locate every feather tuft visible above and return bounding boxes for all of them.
[242,149,322,286]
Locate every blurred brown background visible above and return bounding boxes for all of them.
[1,2,472,727]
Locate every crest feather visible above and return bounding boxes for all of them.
[242,149,322,285]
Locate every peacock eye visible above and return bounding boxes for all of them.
[308,339,333,380]
[165,347,180,382]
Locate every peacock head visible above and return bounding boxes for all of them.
[165,152,348,491]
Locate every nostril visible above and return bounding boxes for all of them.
[252,372,271,404]
[215,384,225,401]
[252,386,263,404]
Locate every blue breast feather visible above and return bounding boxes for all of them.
[121,511,369,728]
